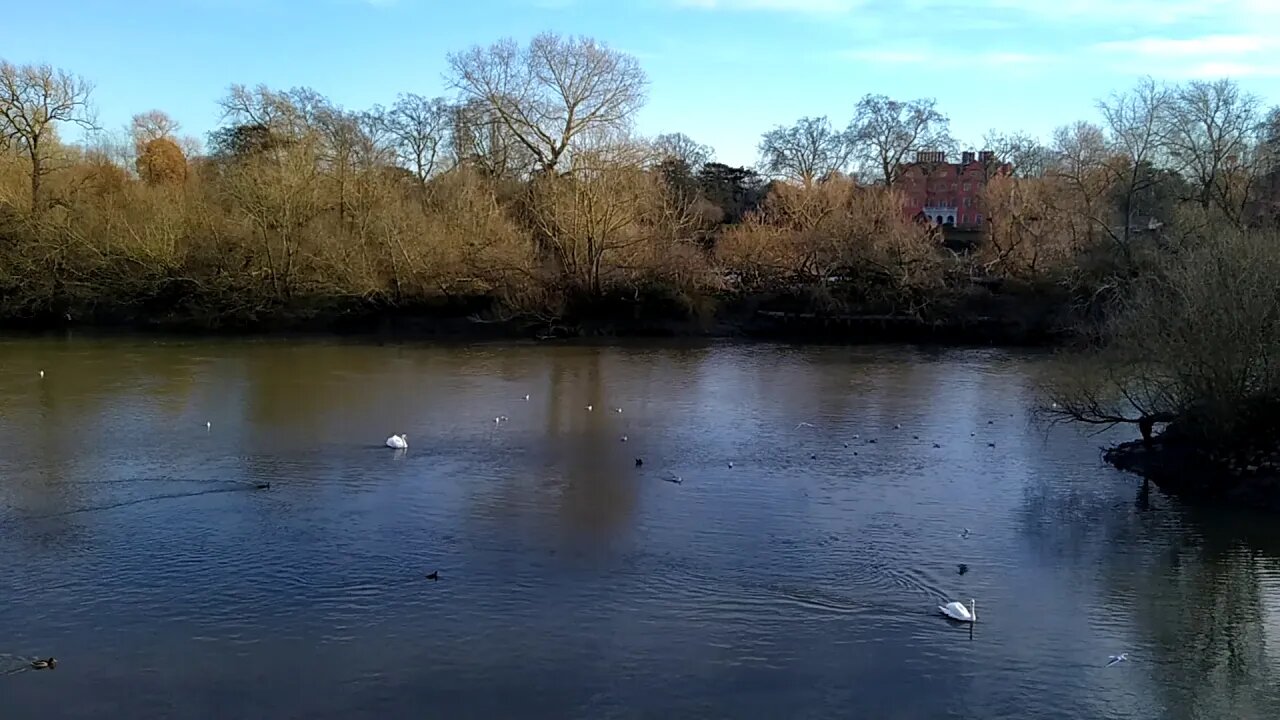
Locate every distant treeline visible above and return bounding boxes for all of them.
[0,35,1277,337]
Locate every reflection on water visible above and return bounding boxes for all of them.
[1,336,1278,719]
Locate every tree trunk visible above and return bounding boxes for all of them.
[28,147,42,212]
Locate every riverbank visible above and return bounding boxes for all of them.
[0,283,1074,346]
[1105,437,1280,511]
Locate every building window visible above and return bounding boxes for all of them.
[976,214,983,224]
[963,182,971,191]
[951,182,957,190]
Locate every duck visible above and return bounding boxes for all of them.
[426,571,439,581]
[386,434,408,449]
[635,458,643,467]
[255,483,270,490]
[30,658,56,670]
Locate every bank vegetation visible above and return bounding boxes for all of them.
[0,39,1277,352]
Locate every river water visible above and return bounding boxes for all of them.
[1,337,1278,719]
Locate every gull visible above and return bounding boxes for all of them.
[620,435,628,442]
[1106,653,1129,667]
[494,416,509,424]
[615,407,624,414]
[852,434,860,440]
[39,370,44,379]
[586,405,594,412]
[206,421,212,430]
[665,473,683,484]
[728,461,734,468]
[523,394,530,401]
[894,424,902,430]
[796,422,815,429]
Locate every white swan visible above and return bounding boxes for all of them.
[940,598,976,623]
[386,434,408,449]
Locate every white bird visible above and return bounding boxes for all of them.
[894,424,902,430]
[939,599,976,623]
[38,370,44,378]
[620,435,628,442]
[1106,653,1129,667]
[796,422,815,429]
[206,421,211,430]
[523,394,530,401]
[852,434,860,439]
[728,461,734,468]
[586,405,594,412]
[386,434,408,449]
[615,407,623,414]
[494,416,509,424]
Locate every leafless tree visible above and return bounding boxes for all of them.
[448,98,535,179]
[848,95,951,186]
[758,116,851,187]
[1050,121,1114,245]
[982,129,1052,179]
[130,109,180,148]
[446,32,648,175]
[1162,79,1263,226]
[653,132,713,172]
[383,94,451,187]
[0,60,96,211]
[1098,77,1172,244]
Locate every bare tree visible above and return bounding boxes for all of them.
[1163,79,1262,226]
[383,94,451,187]
[1050,121,1114,246]
[448,98,536,179]
[0,60,96,211]
[758,116,851,187]
[848,95,951,186]
[130,109,180,148]
[1098,77,1172,244]
[982,129,1052,179]
[653,132,713,172]
[446,32,648,175]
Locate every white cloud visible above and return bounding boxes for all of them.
[840,46,1054,69]
[1185,61,1280,78]
[1091,32,1280,79]
[1095,34,1274,58]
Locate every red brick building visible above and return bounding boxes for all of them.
[898,150,1011,229]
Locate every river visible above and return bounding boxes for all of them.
[1,336,1278,719]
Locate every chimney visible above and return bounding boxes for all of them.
[961,151,975,165]
[978,150,994,163]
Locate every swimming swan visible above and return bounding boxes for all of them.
[940,599,976,623]
[386,434,408,449]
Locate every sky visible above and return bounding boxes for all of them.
[2,0,1278,167]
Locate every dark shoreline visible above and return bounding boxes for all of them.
[1105,438,1280,511]
[0,289,1072,347]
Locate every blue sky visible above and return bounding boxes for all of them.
[3,0,1277,167]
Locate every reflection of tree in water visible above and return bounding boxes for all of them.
[1125,509,1280,720]
[0,338,208,530]
[1020,474,1280,719]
